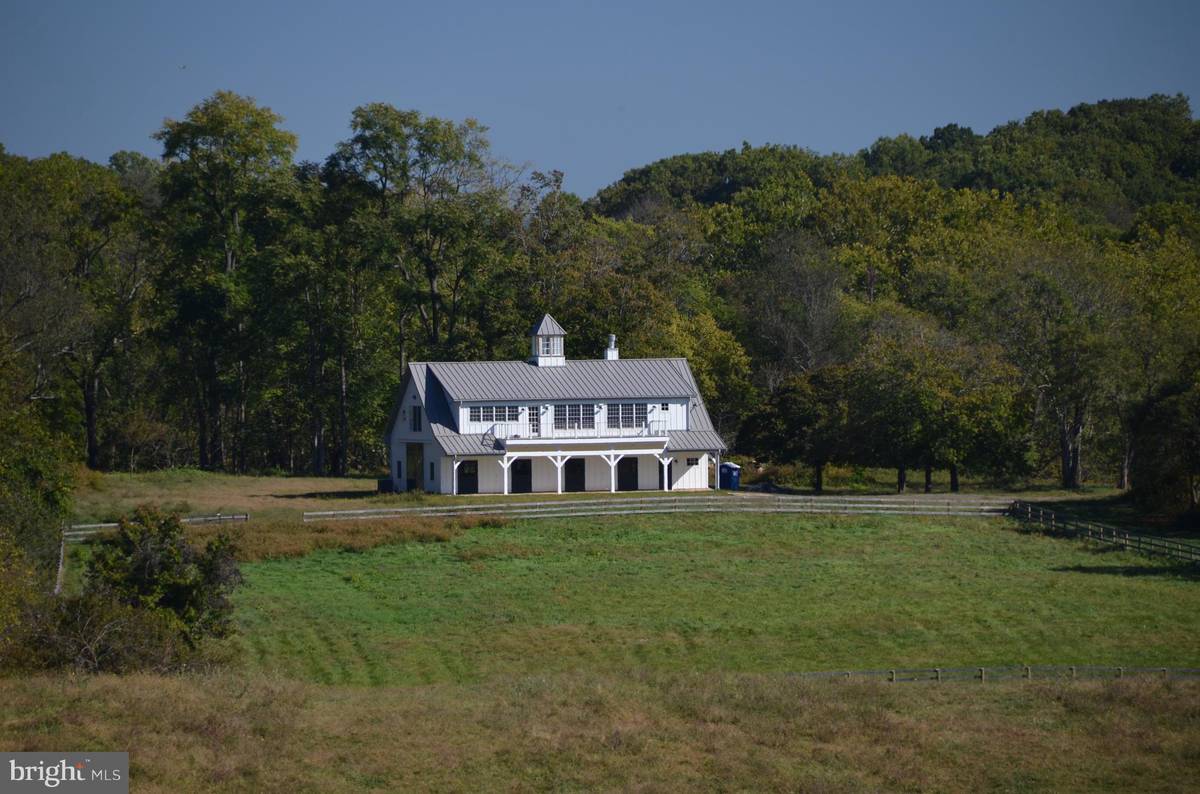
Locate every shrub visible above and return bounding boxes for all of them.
[18,592,190,674]
[87,507,242,643]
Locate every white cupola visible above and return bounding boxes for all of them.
[529,313,566,367]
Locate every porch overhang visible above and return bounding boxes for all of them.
[501,435,668,451]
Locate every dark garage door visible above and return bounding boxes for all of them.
[617,457,639,491]
[458,460,478,495]
[564,458,586,492]
[511,459,532,493]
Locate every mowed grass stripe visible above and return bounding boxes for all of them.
[230,513,1200,685]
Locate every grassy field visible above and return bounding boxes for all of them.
[21,477,1200,790]
[232,512,1200,686]
[2,670,1198,792]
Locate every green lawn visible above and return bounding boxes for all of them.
[233,512,1200,686]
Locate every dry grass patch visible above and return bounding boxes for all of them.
[185,516,508,563]
[1,671,1198,792]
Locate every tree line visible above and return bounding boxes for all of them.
[1,91,1198,518]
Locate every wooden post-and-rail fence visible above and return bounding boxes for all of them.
[62,512,250,544]
[56,497,1200,567]
[1008,500,1200,563]
[54,512,250,596]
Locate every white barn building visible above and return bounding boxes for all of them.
[385,314,727,495]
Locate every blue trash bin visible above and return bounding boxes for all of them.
[718,462,741,490]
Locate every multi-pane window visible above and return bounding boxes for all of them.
[687,457,700,466]
[538,336,562,355]
[563,404,594,429]
[552,404,595,430]
[471,405,521,425]
[530,406,540,435]
[605,403,647,429]
[661,403,670,411]
[410,406,422,432]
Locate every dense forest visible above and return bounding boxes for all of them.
[2,92,1199,523]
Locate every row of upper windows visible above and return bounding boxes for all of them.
[468,403,673,422]
[469,405,521,423]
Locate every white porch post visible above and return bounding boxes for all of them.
[499,455,514,495]
[656,454,675,492]
[602,452,624,493]
[550,454,567,494]
[452,457,462,496]
[714,450,721,490]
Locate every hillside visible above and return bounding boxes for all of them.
[592,94,1200,233]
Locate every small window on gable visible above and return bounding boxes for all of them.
[687,457,700,466]
[661,403,670,411]
[470,406,481,422]
[410,406,422,432]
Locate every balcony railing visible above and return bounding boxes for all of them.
[489,420,669,441]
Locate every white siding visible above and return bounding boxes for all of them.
[670,452,710,490]
[424,443,442,492]
[390,378,433,490]
[584,456,610,491]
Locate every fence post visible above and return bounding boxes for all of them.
[889,669,896,683]
[1070,665,1076,680]
[53,527,66,596]
[1024,665,1031,680]
[935,668,941,682]
[1117,666,1124,679]
[979,667,986,683]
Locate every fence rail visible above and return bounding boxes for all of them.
[304,494,1011,523]
[64,512,249,543]
[1009,501,1200,563]
[792,664,1200,684]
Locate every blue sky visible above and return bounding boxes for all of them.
[2,0,1197,197]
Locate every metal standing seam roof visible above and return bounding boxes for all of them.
[529,314,566,336]
[423,358,701,403]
